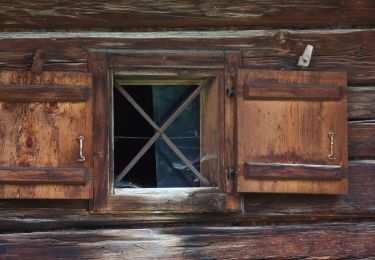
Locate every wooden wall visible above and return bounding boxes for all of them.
[0,2,374,258]
[0,30,374,221]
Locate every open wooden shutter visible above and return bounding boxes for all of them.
[236,70,348,194]
[0,71,93,199]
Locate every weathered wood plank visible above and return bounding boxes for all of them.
[0,162,373,232]
[0,167,89,185]
[108,51,223,69]
[242,55,375,85]
[88,52,109,211]
[244,82,341,100]
[348,87,375,120]
[0,30,373,85]
[244,163,344,180]
[0,85,89,102]
[0,222,374,259]
[0,1,374,30]
[109,188,227,213]
[349,121,375,158]
[244,161,375,220]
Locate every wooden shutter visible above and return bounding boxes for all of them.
[236,70,348,194]
[0,71,93,199]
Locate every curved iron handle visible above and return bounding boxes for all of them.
[77,136,86,162]
[328,131,336,160]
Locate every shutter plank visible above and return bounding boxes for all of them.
[244,162,344,180]
[0,167,89,185]
[0,85,89,102]
[244,82,341,100]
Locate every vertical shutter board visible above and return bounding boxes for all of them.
[236,69,348,194]
[0,71,93,199]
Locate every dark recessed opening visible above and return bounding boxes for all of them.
[113,84,200,188]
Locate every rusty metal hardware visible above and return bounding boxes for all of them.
[77,136,86,162]
[328,131,336,160]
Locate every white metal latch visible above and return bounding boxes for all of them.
[297,45,313,68]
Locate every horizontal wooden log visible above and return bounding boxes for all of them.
[0,1,374,31]
[348,87,375,120]
[243,55,375,85]
[108,51,223,69]
[244,162,344,180]
[0,30,373,84]
[0,85,89,102]
[349,122,375,158]
[0,167,90,185]
[244,161,375,220]
[109,188,227,212]
[0,161,373,232]
[0,222,374,259]
[244,82,341,100]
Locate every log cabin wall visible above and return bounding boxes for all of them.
[0,1,375,258]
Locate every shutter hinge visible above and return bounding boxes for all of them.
[227,166,236,181]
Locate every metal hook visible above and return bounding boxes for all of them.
[77,136,86,162]
[328,131,336,160]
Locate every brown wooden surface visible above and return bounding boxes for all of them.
[223,52,243,211]
[349,121,375,158]
[245,82,341,100]
[0,85,89,102]
[237,70,348,194]
[0,30,372,219]
[88,52,109,211]
[200,77,221,186]
[108,50,224,69]
[0,71,93,199]
[0,222,374,259]
[244,163,344,180]
[108,188,227,213]
[0,167,89,185]
[0,1,374,31]
[31,49,47,74]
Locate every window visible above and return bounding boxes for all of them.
[112,77,218,189]
[88,50,236,213]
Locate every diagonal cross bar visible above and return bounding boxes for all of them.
[114,79,212,186]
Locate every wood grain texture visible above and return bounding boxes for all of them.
[245,82,341,100]
[0,85,89,102]
[0,222,374,259]
[348,87,375,120]
[31,49,47,74]
[0,30,373,84]
[108,51,223,69]
[237,70,348,194]
[0,71,93,199]
[0,167,89,184]
[88,52,109,211]
[244,163,344,180]
[0,1,374,31]
[200,77,221,186]
[223,52,243,211]
[349,121,375,158]
[108,188,227,213]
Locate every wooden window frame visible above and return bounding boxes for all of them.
[88,50,243,213]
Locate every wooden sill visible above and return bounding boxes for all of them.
[107,187,228,213]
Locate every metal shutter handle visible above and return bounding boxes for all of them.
[77,136,86,162]
[328,131,336,160]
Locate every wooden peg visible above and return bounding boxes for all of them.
[31,49,47,74]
